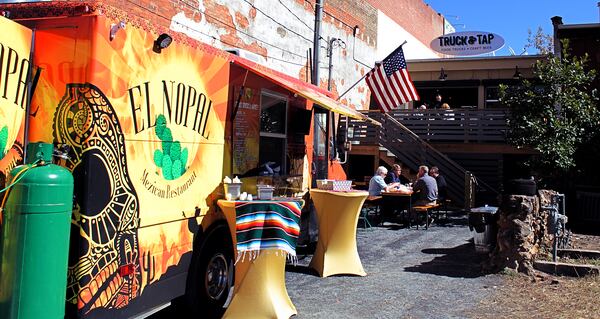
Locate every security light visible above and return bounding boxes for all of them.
[153,33,173,53]
[512,66,522,79]
[439,68,447,81]
[109,21,126,41]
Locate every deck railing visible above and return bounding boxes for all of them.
[339,109,507,207]
[380,109,509,143]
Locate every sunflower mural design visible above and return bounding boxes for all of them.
[53,83,141,314]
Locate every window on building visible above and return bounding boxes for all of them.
[415,87,478,109]
[259,91,287,175]
[485,86,502,108]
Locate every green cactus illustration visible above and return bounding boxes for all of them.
[155,114,167,137]
[170,141,181,161]
[162,154,173,180]
[161,127,173,155]
[153,149,163,167]
[0,126,7,158]
[172,159,182,179]
[153,115,188,179]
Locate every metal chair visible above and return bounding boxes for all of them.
[359,196,382,229]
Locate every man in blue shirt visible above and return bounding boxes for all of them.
[368,166,400,196]
[385,164,410,185]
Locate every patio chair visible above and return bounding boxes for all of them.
[359,195,382,228]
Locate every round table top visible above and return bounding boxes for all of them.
[309,188,369,197]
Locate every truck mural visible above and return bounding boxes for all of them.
[0,1,367,318]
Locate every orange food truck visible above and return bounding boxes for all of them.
[0,1,370,318]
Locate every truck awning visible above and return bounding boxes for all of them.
[231,58,380,126]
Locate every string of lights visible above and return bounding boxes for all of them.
[199,11,308,60]
[123,0,309,67]
[240,0,314,44]
[277,0,314,33]
[304,0,356,31]
[176,0,331,67]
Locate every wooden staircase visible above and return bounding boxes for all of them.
[340,111,501,208]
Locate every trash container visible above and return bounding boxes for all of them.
[468,206,499,253]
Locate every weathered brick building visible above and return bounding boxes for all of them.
[97,0,445,110]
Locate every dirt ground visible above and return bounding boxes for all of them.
[470,232,600,319]
[471,274,600,318]
[570,233,600,251]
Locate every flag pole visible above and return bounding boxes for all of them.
[336,40,407,101]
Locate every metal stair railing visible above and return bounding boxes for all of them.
[340,111,500,207]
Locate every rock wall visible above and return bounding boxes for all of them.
[486,190,557,274]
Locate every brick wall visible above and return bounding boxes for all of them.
[82,0,440,110]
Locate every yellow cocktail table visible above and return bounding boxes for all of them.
[218,199,303,319]
[308,189,369,277]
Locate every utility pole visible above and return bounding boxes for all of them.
[312,0,323,86]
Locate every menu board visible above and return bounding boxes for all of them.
[233,86,261,175]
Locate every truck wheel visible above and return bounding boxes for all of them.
[186,225,233,318]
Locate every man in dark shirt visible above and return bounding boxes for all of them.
[385,164,410,185]
[432,93,443,109]
[429,166,447,201]
[412,165,438,206]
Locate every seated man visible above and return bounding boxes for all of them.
[368,166,399,196]
[429,166,447,202]
[412,165,438,206]
[385,164,410,185]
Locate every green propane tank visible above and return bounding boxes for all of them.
[0,142,74,319]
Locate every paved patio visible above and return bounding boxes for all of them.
[285,213,503,318]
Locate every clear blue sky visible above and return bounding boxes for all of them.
[425,0,600,56]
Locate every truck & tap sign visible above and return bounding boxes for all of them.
[430,31,505,56]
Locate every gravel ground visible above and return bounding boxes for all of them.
[285,214,503,319]
[153,213,504,318]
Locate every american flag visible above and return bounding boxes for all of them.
[366,45,419,113]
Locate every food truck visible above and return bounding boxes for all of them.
[0,1,371,318]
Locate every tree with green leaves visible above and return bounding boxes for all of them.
[500,42,599,186]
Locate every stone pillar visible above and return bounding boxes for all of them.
[485,190,558,274]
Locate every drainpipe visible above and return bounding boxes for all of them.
[551,16,563,58]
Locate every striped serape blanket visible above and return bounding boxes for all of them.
[234,200,303,263]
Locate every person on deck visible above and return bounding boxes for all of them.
[385,164,411,185]
[432,93,443,109]
[412,165,438,206]
[368,166,400,196]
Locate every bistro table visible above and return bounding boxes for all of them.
[218,199,304,319]
[308,189,368,277]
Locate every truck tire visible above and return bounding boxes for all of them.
[185,224,234,318]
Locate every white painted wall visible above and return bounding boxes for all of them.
[168,0,379,110]
[169,1,438,111]
[376,11,439,61]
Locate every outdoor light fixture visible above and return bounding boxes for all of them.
[512,66,522,79]
[353,25,360,37]
[438,68,447,81]
[153,33,173,53]
[109,21,126,41]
